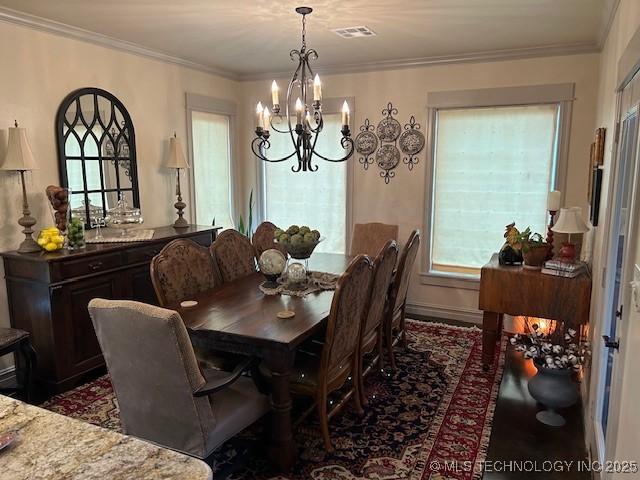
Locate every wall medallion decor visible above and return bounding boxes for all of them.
[354,119,377,169]
[399,116,425,170]
[356,102,425,183]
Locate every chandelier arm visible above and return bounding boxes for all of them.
[291,134,304,172]
[285,57,303,157]
[269,119,295,134]
[251,137,298,163]
[310,137,355,163]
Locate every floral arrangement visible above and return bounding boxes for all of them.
[510,320,589,371]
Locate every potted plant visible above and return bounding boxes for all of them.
[510,321,589,426]
[517,227,550,269]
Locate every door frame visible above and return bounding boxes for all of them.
[588,99,640,474]
[603,103,640,475]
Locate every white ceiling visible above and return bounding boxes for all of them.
[0,0,613,79]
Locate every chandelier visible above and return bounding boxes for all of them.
[251,6,354,172]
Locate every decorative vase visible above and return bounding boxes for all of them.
[523,244,550,269]
[527,365,578,426]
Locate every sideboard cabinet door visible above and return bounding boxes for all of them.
[50,272,125,389]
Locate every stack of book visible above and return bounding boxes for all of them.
[541,259,588,278]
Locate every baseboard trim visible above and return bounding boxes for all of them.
[406,301,483,325]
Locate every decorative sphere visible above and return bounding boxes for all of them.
[287,262,307,284]
[259,249,287,276]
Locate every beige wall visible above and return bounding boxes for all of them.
[587,0,640,473]
[238,53,600,321]
[0,21,239,369]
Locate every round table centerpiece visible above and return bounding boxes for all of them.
[258,248,287,288]
[274,225,323,267]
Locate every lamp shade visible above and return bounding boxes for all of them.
[551,207,589,234]
[166,135,189,169]
[1,123,38,171]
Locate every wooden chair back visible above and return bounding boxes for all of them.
[320,255,374,383]
[209,229,257,282]
[361,240,399,343]
[150,238,222,307]
[350,222,399,257]
[391,230,420,312]
[252,221,287,258]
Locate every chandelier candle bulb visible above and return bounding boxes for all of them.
[342,101,350,127]
[313,74,322,101]
[256,101,264,128]
[295,97,304,125]
[547,190,561,212]
[263,106,271,132]
[271,81,279,107]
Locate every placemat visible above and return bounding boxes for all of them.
[259,271,339,297]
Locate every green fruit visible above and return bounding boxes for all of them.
[303,232,315,243]
[311,230,320,240]
[290,233,303,245]
[274,228,284,239]
[286,225,299,235]
[299,226,310,235]
[278,233,290,244]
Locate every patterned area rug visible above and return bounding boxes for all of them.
[42,320,506,479]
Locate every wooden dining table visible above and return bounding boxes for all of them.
[174,253,352,472]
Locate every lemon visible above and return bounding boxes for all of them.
[44,242,59,252]
[52,235,65,244]
[37,237,48,247]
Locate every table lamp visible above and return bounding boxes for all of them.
[166,133,189,228]
[551,207,589,263]
[1,121,40,253]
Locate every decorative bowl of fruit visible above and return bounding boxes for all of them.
[274,225,322,260]
[37,227,65,252]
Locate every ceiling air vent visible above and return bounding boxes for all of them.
[333,26,376,39]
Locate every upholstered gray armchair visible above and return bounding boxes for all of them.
[88,299,270,459]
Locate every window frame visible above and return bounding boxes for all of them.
[255,96,355,254]
[185,93,237,227]
[420,84,575,290]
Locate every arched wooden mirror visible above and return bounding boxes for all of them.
[56,88,140,225]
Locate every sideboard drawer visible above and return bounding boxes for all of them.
[125,244,164,264]
[59,252,123,279]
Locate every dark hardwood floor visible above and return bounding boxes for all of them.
[413,314,590,479]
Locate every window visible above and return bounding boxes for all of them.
[187,94,236,230]
[260,111,349,254]
[424,84,573,281]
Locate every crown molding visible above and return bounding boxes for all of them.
[0,6,239,80]
[597,0,621,49]
[237,42,600,81]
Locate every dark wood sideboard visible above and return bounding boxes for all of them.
[1,225,220,396]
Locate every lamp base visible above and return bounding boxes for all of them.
[17,212,40,254]
[173,198,188,229]
[558,242,576,264]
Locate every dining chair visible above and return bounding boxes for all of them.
[349,222,399,257]
[88,299,270,459]
[150,238,222,306]
[150,238,244,372]
[210,229,257,282]
[252,221,287,259]
[261,254,374,452]
[357,240,398,406]
[385,230,420,371]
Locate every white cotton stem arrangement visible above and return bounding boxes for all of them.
[510,322,589,371]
